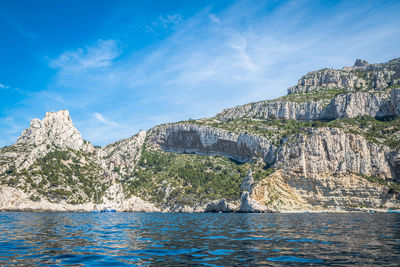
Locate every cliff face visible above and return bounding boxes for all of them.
[100,131,147,178]
[216,99,324,121]
[275,128,392,178]
[288,58,400,94]
[216,90,397,121]
[261,128,400,211]
[1,57,400,212]
[151,124,275,163]
[287,68,367,94]
[216,58,400,122]
[321,92,391,119]
[0,110,94,172]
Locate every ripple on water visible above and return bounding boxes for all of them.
[208,249,235,256]
[267,256,323,263]
[0,212,399,266]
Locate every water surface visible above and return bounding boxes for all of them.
[0,212,399,266]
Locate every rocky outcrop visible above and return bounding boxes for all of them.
[216,99,324,121]
[0,185,94,212]
[153,124,275,163]
[391,89,400,117]
[252,172,399,211]
[247,127,400,211]
[289,58,400,94]
[0,183,159,212]
[101,131,146,177]
[321,91,391,119]
[119,196,160,212]
[250,128,400,210]
[98,183,159,212]
[17,110,86,150]
[1,110,95,171]
[239,191,273,212]
[216,90,398,121]
[389,152,400,182]
[237,170,274,213]
[288,69,366,94]
[241,169,254,193]
[274,128,392,178]
[205,199,237,212]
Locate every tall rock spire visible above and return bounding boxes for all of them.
[17,110,85,151]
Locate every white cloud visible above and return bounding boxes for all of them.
[94,112,120,127]
[49,39,121,72]
[157,14,183,28]
[0,83,9,89]
[209,14,220,24]
[145,14,183,33]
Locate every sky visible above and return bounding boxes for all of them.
[0,0,400,146]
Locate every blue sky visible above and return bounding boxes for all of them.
[0,0,400,146]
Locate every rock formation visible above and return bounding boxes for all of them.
[152,124,275,163]
[1,57,400,212]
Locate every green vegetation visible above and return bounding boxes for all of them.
[324,116,400,149]
[277,88,347,103]
[123,146,251,206]
[184,115,400,149]
[7,149,108,204]
[359,173,400,194]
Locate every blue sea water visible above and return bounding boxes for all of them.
[0,212,399,266]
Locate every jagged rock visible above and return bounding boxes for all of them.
[275,127,392,178]
[153,124,275,163]
[239,191,273,213]
[100,131,146,177]
[216,99,324,121]
[252,172,400,211]
[241,169,254,193]
[391,88,400,117]
[288,69,366,94]
[165,204,205,213]
[119,196,160,212]
[353,59,370,68]
[290,58,400,94]
[321,91,390,119]
[17,110,86,150]
[0,185,94,212]
[205,199,237,212]
[1,110,95,171]
[216,88,400,121]
[389,152,400,182]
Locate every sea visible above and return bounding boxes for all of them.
[0,212,399,266]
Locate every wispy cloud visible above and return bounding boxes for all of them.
[0,116,25,147]
[49,39,121,72]
[208,14,220,24]
[0,83,9,89]
[155,14,183,28]
[144,14,183,33]
[94,112,120,127]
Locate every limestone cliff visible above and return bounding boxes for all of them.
[216,58,400,121]
[151,124,275,163]
[289,57,400,94]
[216,89,397,121]
[254,128,400,211]
[1,57,400,212]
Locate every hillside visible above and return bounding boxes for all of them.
[1,58,400,212]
